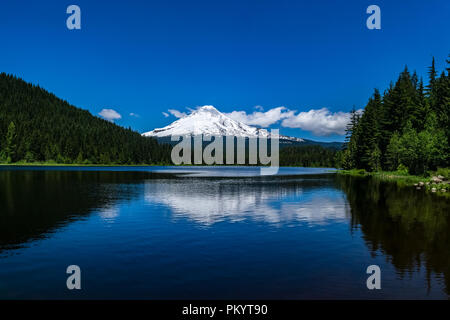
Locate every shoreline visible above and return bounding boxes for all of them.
[337,169,449,197]
[0,162,335,169]
[2,163,448,198]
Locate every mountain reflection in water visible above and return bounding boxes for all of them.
[144,176,349,225]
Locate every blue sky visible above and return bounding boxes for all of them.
[0,0,449,142]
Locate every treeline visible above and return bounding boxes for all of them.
[280,145,337,167]
[166,137,338,167]
[337,56,450,174]
[0,73,172,164]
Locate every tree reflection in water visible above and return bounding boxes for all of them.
[336,174,450,295]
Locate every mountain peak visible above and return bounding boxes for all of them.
[197,105,219,112]
[192,105,222,116]
[142,105,303,142]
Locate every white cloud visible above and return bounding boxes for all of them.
[129,112,140,118]
[99,109,122,122]
[168,109,187,118]
[225,106,295,128]
[160,104,360,137]
[281,108,362,136]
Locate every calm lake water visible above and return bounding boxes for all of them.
[0,166,449,299]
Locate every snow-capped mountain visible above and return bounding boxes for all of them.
[142,105,304,142]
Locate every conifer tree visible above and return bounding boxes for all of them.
[427,57,438,112]
[357,89,381,171]
[343,106,358,150]
[5,121,17,163]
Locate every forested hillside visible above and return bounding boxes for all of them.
[338,56,450,174]
[0,73,171,164]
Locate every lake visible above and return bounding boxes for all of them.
[0,166,449,299]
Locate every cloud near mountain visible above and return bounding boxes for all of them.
[282,108,363,136]
[163,106,361,136]
[167,109,187,118]
[225,106,295,127]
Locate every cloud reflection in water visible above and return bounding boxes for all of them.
[144,178,349,226]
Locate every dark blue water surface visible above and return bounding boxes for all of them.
[0,166,449,299]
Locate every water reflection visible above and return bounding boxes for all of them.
[0,170,165,252]
[336,174,450,295]
[144,176,349,225]
[98,205,120,222]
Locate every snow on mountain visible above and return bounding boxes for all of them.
[142,105,304,142]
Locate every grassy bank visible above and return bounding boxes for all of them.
[337,168,450,197]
